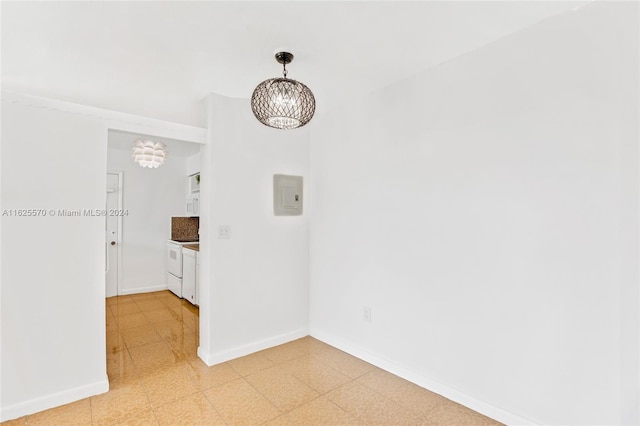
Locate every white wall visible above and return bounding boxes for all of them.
[309,3,638,425]
[198,93,310,364]
[186,152,201,177]
[0,100,109,420]
[107,141,188,295]
[0,93,207,421]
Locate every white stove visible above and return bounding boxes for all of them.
[166,239,198,298]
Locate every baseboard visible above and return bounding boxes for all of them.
[199,327,309,366]
[0,377,109,422]
[119,285,168,295]
[310,328,536,426]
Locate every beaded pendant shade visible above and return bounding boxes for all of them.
[132,139,167,168]
[251,52,316,130]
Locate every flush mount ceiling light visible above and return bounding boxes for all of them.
[251,51,316,130]
[132,139,167,168]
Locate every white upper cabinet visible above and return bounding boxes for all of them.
[189,173,200,193]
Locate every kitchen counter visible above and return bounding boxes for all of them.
[183,244,200,252]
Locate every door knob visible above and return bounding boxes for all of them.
[110,241,116,246]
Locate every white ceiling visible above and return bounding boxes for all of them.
[108,129,202,157]
[2,1,586,128]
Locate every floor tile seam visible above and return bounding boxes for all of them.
[322,395,359,421]
[112,312,146,322]
[110,302,139,311]
[133,334,176,355]
[190,371,240,393]
[171,358,211,392]
[107,303,131,319]
[88,390,95,425]
[200,394,233,426]
[363,384,446,419]
[277,393,334,417]
[158,331,197,349]
[366,390,431,423]
[134,361,191,383]
[115,324,153,334]
[324,378,402,421]
[412,405,444,425]
[226,361,258,377]
[123,320,165,334]
[346,374,410,409]
[239,376,285,419]
[121,341,150,387]
[321,377,356,403]
[353,374,397,395]
[116,312,146,322]
[119,329,141,351]
[89,384,151,425]
[294,354,354,382]
[299,375,355,399]
[146,389,202,412]
[322,395,368,424]
[240,357,299,379]
[131,292,162,300]
[284,373,323,409]
[141,309,174,323]
[184,321,199,335]
[113,311,149,322]
[181,309,200,323]
[164,336,195,363]
[120,334,164,351]
[194,390,230,426]
[158,297,175,307]
[107,296,135,303]
[245,371,321,415]
[105,303,115,317]
[135,305,168,314]
[259,413,288,425]
[200,385,248,426]
[261,350,308,366]
[180,319,198,335]
[420,398,465,420]
[131,298,159,309]
[307,354,373,381]
[145,401,161,426]
[148,319,179,336]
[104,403,155,425]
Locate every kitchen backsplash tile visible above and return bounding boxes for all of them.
[171,217,199,241]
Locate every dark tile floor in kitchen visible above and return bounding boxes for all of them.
[3,290,502,425]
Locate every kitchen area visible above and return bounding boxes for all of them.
[167,215,200,306]
[167,171,201,306]
[107,129,202,306]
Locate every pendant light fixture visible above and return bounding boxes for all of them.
[251,51,316,130]
[132,139,168,168]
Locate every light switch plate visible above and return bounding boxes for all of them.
[217,225,230,239]
[274,174,303,216]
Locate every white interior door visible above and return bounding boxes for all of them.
[105,173,121,297]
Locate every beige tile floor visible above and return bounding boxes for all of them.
[3,291,502,425]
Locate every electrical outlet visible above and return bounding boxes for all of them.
[363,306,372,323]
[217,225,230,239]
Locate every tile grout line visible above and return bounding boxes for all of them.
[113,292,211,424]
[112,297,363,425]
[354,371,448,422]
[240,351,348,423]
[198,390,231,426]
[114,295,167,424]
[239,376,283,423]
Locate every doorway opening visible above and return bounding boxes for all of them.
[105,172,123,298]
[104,128,206,391]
